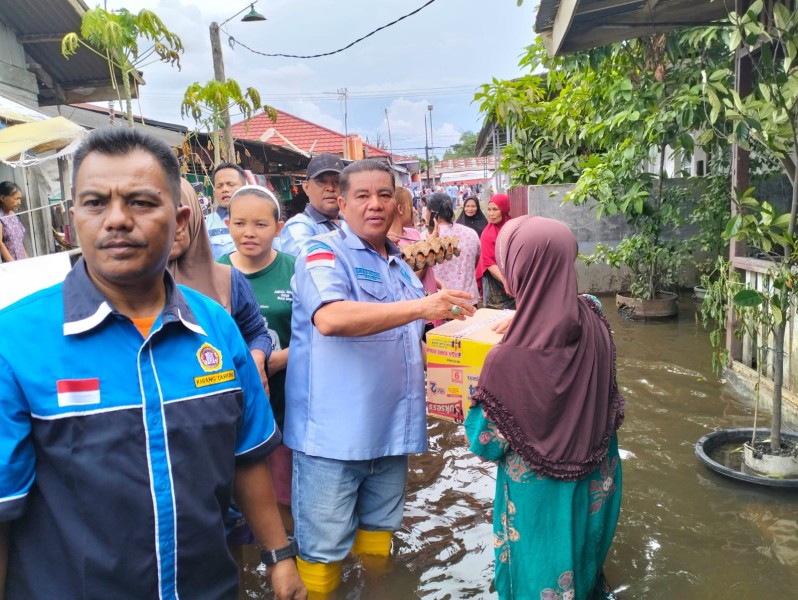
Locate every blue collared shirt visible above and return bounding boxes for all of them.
[284,222,427,460]
[0,259,278,599]
[206,206,236,259]
[279,203,341,257]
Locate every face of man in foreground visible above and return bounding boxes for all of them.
[339,170,396,252]
[71,149,186,291]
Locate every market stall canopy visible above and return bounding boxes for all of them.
[535,0,734,56]
[440,170,494,185]
[0,116,85,163]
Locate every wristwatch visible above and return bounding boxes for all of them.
[259,537,299,566]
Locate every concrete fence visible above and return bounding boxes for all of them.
[509,183,703,293]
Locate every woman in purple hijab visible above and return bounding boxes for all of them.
[465,216,624,600]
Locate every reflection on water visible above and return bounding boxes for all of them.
[241,294,798,599]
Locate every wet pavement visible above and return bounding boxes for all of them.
[241,294,798,599]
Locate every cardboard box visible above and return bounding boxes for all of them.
[425,308,513,424]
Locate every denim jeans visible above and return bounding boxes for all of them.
[291,451,408,562]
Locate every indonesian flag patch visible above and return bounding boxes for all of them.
[56,378,101,407]
[306,242,335,269]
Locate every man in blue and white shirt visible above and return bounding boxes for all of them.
[0,129,305,600]
[206,162,246,259]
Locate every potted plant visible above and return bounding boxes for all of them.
[696,0,798,477]
[701,190,798,476]
[475,30,734,318]
[579,159,690,318]
[561,49,730,319]
[689,163,733,301]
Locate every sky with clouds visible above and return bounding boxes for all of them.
[103,0,538,159]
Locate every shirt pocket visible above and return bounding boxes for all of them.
[356,278,388,302]
[320,278,398,342]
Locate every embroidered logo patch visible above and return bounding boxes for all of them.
[306,242,335,269]
[355,267,382,282]
[194,370,236,388]
[56,378,101,407]
[196,343,223,372]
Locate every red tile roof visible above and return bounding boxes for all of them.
[232,108,389,158]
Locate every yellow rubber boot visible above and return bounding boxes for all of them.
[351,529,392,557]
[296,558,342,595]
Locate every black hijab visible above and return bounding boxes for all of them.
[456,196,488,239]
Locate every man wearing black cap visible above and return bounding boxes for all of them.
[280,154,345,256]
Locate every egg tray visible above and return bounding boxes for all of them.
[400,236,461,270]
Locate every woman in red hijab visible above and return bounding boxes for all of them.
[465,216,624,600]
[475,193,515,309]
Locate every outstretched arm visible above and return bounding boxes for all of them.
[313,289,476,337]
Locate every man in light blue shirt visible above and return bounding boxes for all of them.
[284,159,475,594]
[206,163,245,259]
[279,154,344,256]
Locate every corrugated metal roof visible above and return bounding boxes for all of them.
[0,0,129,105]
[535,0,733,55]
[39,103,187,148]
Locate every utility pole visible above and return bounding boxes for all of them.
[425,113,430,187]
[385,107,393,158]
[208,2,267,165]
[104,0,114,125]
[338,88,348,139]
[338,87,349,157]
[428,104,434,178]
[209,21,235,163]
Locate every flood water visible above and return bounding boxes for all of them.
[241,294,798,599]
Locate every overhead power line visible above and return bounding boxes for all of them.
[142,85,478,102]
[225,0,439,59]
[144,89,475,102]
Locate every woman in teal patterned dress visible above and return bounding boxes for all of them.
[465,216,624,600]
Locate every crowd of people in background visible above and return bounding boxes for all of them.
[0,133,622,600]
[408,184,515,311]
